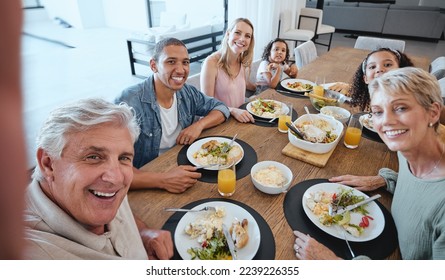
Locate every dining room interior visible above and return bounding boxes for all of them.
[20,0,445,260]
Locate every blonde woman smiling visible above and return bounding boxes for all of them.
[201,18,257,123]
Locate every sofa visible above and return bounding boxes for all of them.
[127,12,224,78]
[312,1,445,41]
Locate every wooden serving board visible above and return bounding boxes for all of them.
[281,142,336,167]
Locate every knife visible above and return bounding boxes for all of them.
[325,89,351,104]
[253,118,276,124]
[336,194,381,215]
[222,224,237,260]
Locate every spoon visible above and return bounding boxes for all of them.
[286,122,304,139]
[304,106,315,123]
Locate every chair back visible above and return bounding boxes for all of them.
[430,56,445,80]
[249,59,261,84]
[438,77,445,97]
[354,36,406,52]
[278,11,292,34]
[294,41,318,69]
[298,8,322,34]
[187,73,201,90]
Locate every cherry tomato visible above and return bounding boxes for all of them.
[201,240,208,248]
[361,216,370,227]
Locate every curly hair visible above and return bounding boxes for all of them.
[261,38,290,64]
[349,48,414,111]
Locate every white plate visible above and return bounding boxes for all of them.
[174,201,261,260]
[359,114,377,133]
[281,78,315,92]
[302,182,385,242]
[186,137,244,170]
[246,99,289,119]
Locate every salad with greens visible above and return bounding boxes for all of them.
[306,187,374,237]
[187,229,233,260]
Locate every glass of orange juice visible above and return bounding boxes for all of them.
[218,162,236,197]
[313,77,325,96]
[278,102,293,133]
[344,114,363,149]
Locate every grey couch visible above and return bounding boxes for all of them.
[318,1,445,41]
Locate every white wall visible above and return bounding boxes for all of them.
[41,0,106,28]
[164,0,224,27]
[102,0,149,30]
[228,0,306,60]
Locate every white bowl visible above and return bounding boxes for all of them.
[320,106,351,124]
[250,161,293,194]
[288,114,344,154]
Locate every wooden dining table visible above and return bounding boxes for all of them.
[127,47,430,260]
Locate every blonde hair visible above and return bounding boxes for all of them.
[368,67,443,130]
[218,18,255,78]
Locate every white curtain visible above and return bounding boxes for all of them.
[228,0,305,60]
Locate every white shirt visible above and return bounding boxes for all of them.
[159,94,181,155]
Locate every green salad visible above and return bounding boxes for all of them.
[187,229,233,260]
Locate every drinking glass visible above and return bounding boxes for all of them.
[313,77,325,97]
[278,102,293,133]
[217,163,236,197]
[344,114,363,149]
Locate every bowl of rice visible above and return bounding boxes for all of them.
[250,161,293,194]
[320,106,351,124]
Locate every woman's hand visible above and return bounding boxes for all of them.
[329,175,386,192]
[293,231,342,260]
[230,108,255,123]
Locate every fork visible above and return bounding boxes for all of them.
[335,225,356,259]
[329,205,356,258]
[163,206,217,212]
[221,134,238,154]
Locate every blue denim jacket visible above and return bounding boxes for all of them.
[115,76,230,168]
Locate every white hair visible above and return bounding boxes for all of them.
[32,98,140,181]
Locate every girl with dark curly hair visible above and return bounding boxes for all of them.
[348,48,414,111]
[256,38,298,93]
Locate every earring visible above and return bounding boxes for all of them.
[428,123,433,127]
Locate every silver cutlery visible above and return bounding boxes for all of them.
[221,134,238,154]
[163,206,216,212]
[331,194,381,215]
[222,224,237,260]
[337,226,355,258]
[254,118,276,124]
[195,163,219,170]
[286,122,304,139]
[304,106,315,123]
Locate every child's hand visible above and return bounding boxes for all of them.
[267,63,279,71]
[288,64,298,78]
